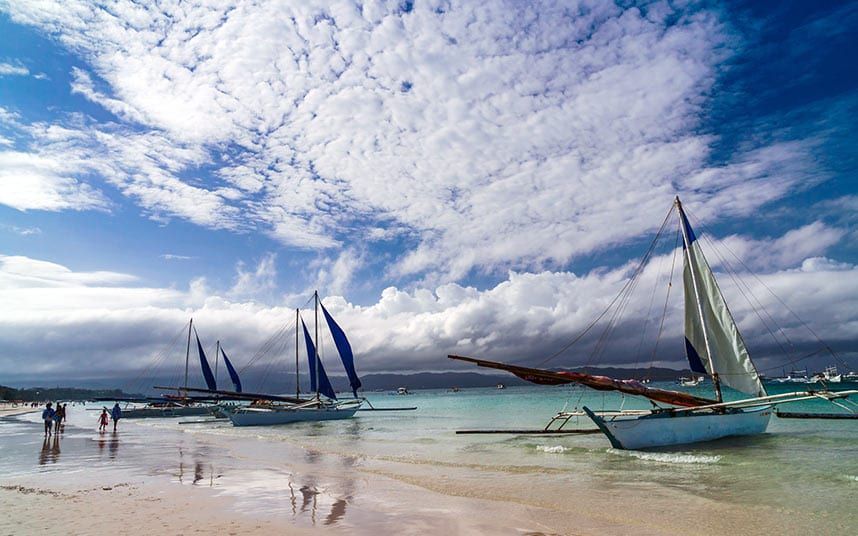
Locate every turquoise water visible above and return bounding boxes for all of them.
[3,383,857,533]
[169,383,857,522]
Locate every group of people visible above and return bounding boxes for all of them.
[40,401,123,434]
[40,402,68,435]
[99,403,122,432]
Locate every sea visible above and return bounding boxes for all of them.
[1,383,856,534]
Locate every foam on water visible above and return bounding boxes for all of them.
[607,448,721,464]
[536,445,567,454]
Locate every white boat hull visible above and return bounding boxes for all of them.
[583,405,772,450]
[228,405,360,427]
[122,405,214,418]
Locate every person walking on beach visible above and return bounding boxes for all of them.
[61,403,68,423]
[52,404,63,433]
[111,403,122,432]
[54,403,66,431]
[41,402,55,435]
[98,408,109,432]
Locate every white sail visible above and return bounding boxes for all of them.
[680,206,765,397]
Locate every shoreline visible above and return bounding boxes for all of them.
[1,407,854,535]
[0,406,38,417]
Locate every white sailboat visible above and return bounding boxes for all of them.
[228,291,363,426]
[450,197,857,449]
[123,320,231,418]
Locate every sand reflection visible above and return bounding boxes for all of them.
[38,435,61,465]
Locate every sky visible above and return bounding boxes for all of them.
[0,0,856,388]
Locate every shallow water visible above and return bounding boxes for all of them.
[2,383,857,533]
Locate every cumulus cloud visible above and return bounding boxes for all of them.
[0,0,830,282]
[1,220,856,383]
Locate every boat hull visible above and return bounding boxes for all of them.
[228,406,360,427]
[122,405,213,418]
[583,405,772,450]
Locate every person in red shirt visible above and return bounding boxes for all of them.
[98,408,109,432]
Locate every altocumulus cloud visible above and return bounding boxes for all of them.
[0,0,827,281]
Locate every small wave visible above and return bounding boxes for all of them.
[536,445,567,454]
[845,475,858,482]
[608,449,721,464]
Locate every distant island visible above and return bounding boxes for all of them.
[353,366,693,391]
[0,385,144,402]
[2,367,695,398]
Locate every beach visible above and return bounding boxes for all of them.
[1,387,856,535]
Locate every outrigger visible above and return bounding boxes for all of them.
[157,291,415,426]
[450,197,858,449]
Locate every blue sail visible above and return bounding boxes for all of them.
[301,319,337,400]
[320,302,362,397]
[195,332,217,391]
[220,347,242,393]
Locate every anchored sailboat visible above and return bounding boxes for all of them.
[227,291,363,426]
[123,319,233,418]
[450,197,857,449]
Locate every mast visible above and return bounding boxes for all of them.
[295,308,300,398]
[215,340,220,386]
[314,290,320,400]
[184,318,193,391]
[676,197,723,402]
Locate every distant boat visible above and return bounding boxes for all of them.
[808,366,842,384]
[228,292,363,426]
[769,369,810,384]
[396,387,410,395]
[678,376,703,387]
[450,197,857,449]
[496,383,505,389]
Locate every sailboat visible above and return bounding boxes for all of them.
[227,292,363,426]
[124,320,240,418]
[450,197,857,449]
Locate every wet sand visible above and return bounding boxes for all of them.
[0,408,852,535]
[0,413,584,535]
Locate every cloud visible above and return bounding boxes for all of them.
[315,247,364,295]
[1,218,856,383]
[0,62,29,76]
[1,224,42,236]
[229,253,278,299]
[0,151,110,211]
[0,255,137,289]
[0,1,831,282]
[160,253,196,261]
[701,221,845,271]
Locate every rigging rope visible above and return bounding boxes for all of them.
[684,208,850,373]
[645,223,681,380]
[538,203,675,367]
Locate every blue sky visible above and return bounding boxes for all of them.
[0,1,856,383]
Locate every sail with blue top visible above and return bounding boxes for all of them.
[195,331,217,391]
[301,319,337,400]
[220,347,242,393]
[320,302,362,397]
[679,202,765,397]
